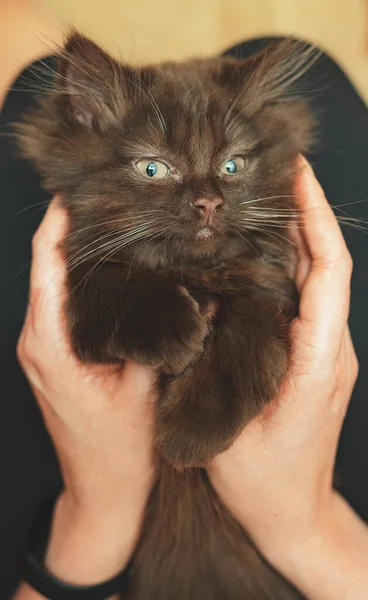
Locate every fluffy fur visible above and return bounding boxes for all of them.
[15,33,317,599]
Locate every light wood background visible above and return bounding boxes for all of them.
[1,0,368,108]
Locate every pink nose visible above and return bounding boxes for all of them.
[191,197,223,223]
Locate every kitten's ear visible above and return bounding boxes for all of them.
[58,32,125,129]
[220,40,319,153]
[222,39,319,109]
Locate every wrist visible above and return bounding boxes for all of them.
[45,491,144,586]
[266,492,368,600]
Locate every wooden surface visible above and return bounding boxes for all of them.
[1,0,368,107]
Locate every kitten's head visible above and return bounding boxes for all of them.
[16,34,316,270]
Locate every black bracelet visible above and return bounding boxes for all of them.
[19,499,130,600]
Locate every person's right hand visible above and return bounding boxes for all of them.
[208,158,368,600]
[16,199,157,586]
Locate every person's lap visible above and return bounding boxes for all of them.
[1,37,367,597]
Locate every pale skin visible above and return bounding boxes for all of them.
[14,158,368,600]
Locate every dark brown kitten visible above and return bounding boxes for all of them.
[16,34,316,599]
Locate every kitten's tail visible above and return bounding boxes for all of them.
[126,466,301,600]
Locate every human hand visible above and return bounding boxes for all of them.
[16,199,157,583]
[208,158,359,574]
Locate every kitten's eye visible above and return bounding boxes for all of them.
[220,156,247,175]
[135,159,170,179]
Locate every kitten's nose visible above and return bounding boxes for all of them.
[191,197,223,224]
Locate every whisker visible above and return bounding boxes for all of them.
[241,212,368,226]
[64,213,168,252]
[65,226,168,296]
[240,219,297,229]
[65,228,135,270]
[11,221,156,285]
[239,195,296,206]
[64,209,168,239]
[239,222,295,246]
[66,222,166,271]
[80,225,171,292]
[240,212,298,220]
[335,221,368,235]
[68,218,170,269]
[332,198,368,209]
[8,199,51,223]
[240,207,299,213]
[230,227,261,257]
[124,230,166,284]
[240,214,368,236]
[10,260,33,285]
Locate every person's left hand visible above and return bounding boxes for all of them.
[17,198,158,582]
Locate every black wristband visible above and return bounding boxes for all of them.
[19,499,130,600]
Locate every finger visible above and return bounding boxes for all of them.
[30,197,68,293]
[289,222,311,292]
[29,198,69,341]
[341,326,359,399]
[87,361,158,406]
[296,157,350,264]
[121,362,158,413]
[123,362,156,394]
[295,157,352,355]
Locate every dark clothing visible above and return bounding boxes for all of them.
[1,38,368,598]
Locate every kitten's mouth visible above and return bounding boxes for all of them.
[196,226,213,239]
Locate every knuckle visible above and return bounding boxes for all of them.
[324,253,353,279]
[18,335,35,366]
[333,361,358,395]
[341,252,353,276]
[16,336,26,364]
[313,361,336,390]
[333,372,346,394]
[31,230,41,253]
[315,358,344,393]
[351,354,359,382]
[17,334,45,386]
[17,322,40,367]
[28,288,42,316]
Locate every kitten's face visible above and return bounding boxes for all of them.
[18,35,315,270]
[104,90,258,263]
[74,80,291,268]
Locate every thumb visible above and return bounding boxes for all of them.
[120,361,158,408]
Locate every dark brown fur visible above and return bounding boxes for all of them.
[15,34,317,599]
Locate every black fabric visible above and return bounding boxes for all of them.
[1,38,368,598]
[1,56,62,598]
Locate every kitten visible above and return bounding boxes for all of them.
[16,33,316,599]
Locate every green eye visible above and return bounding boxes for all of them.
[135,159,170,179]
[220,156,246,175]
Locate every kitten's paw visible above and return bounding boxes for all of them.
[111,284,209,374]
[156,406,234,470]
[69,283,209,372]
[156,373,237,469]
[70,313,116,364]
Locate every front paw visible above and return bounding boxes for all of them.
[109,284,209,374]
[156,373,237,470]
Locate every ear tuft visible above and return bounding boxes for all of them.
[245,39,320,107]
[58,31,122,129]
[219,39,319,154]
[220,39,320,109]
